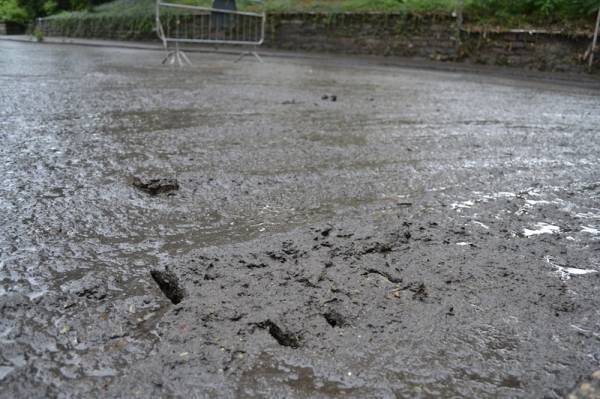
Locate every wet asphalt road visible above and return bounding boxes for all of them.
[1,40,600,398]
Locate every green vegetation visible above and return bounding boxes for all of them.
[2,0,599,27]
[0,0,29,23]
[0,0,112,22]
[265,0,457,13]
[464,0,600,27]
[32,25,43,38]
[48,0,154,19]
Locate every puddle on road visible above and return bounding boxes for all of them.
[0,366,15,381]
[545,256,598,280]
[101,108,221,135]
[581,226,600,235]
[523,222,560,237]
[301,132,367,147]
[237,353,356,398]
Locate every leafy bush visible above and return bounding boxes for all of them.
[33,25,43,38]
[42,0,56,13]
[464,0,600,22]
[0,0,29,23]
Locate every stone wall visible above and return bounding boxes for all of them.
[263,13,597,73]
[264,13,459,60]
[459,29,594,73]
[0,21,26,35]
[36,12,599,73]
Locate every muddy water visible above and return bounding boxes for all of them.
[1,40,600,398]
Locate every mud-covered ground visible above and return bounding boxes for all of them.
[1,40,600,398]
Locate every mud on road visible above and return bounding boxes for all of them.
[1,40,600,398]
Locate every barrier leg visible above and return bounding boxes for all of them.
[179,50,192,65]
[235,48,263,63]
[162,43,193,67]
[589,7,600,71]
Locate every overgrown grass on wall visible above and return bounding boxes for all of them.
[36,0,600,40]
[47,0,600,21]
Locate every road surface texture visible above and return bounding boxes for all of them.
[1,40,600,398]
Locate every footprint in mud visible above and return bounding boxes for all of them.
[323,310,347,328]
[258,320,302,349]
[388,282,429,302]
[150,268,185,304]
[132,177,179,196]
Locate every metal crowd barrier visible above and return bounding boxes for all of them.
[589,7,600,70]
[156,0,266,65]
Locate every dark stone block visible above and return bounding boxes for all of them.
[1,22,25,35]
